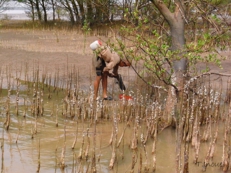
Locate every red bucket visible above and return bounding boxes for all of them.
[119,94,133,101]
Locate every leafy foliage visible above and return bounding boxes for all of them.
[107,0,230,87]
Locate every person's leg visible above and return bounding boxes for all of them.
[102,72,108,99]
[94,58,108,100]
[94,57,104,100]
[94,75,102,100]
[94,57,112,100]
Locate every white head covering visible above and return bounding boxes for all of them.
[90,40,102,50]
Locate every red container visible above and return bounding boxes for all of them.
[119,94,133,100]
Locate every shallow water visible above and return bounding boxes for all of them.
[0,126,226,173]
[0,107,228,173]
[0,78,229,173]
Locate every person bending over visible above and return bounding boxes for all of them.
[90,40,130,77]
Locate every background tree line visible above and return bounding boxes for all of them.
[0,0,227,26]
[12,0,141,25]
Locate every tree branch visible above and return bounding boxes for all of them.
[149,0,174,23]
[184,72,231,91]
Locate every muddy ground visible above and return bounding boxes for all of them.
[0,22,230,95]
[0,25,138,99]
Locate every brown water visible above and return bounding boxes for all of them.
[0,96,228,173]
[0,71,229,173]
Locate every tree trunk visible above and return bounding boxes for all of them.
[40,0,47,23]
[51,0,56,21]
[151,1,188,173]
[94,0,101,22]
[167,5,187,121]
[151,0,187,125]
[71,0,80,24]
[27,0,35,21]
[76,0,85,26]
[35,0,42,21]
[86,0,93,26]
[65,0,75,24]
